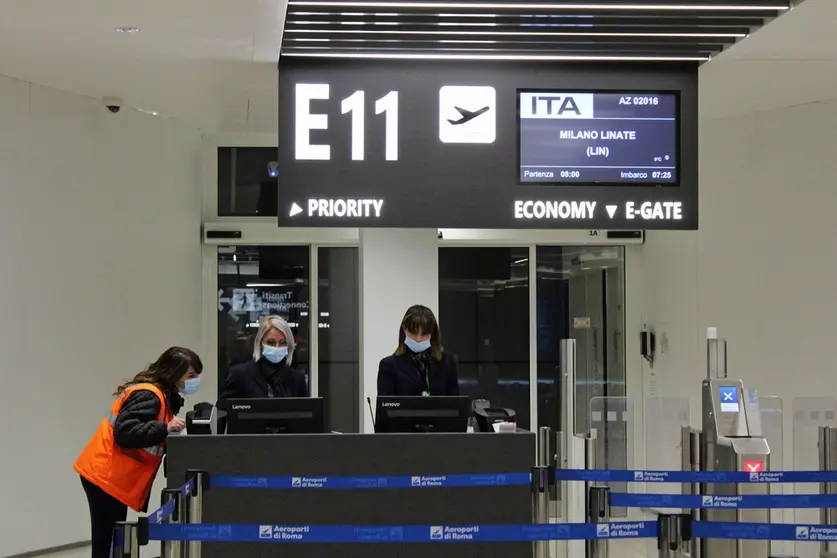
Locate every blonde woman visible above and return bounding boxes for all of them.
[220,315,307,402]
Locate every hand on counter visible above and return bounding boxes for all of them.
[168,417,186,433]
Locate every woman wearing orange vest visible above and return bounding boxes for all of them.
[74,346,203,558]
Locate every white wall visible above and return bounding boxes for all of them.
[642,98,837,459]
[0,76,203,556]
[359,228,439,433]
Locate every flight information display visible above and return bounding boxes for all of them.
[519,91,679,185]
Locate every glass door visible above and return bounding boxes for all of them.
[217,245,311,388]
[438,247,531,429]
[216,245,361,432]
[533,245,626,557]
[536,246,626,434]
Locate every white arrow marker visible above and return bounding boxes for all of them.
[217,289,232,311]
[606,205,617,218]
[289,203,303,217]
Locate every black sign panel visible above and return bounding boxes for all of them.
[277,59,698,229]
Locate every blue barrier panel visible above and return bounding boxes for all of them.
[555,469,837,484]
[210,473,532,490]
[693,521,837,542]
[181,478,194,498]
[147,480,194,525]
[149,498,176,525]
[210,470,837,489]
[147,521,657,543]
[610,492,837,510]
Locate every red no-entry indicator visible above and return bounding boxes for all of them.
[743,460,764,473]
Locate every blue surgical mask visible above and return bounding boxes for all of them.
[181,377,201,395]
[404,337,431,353]
[263,345,288,364]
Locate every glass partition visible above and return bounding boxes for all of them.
[536,246,625,433]
[213,241,627,436]
[438,247,531,429]
[590,396,633,518]
[216,245,310,394]
[793,397,837,558]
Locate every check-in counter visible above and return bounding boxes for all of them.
[167,432,535,558]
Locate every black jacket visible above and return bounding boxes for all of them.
[377,351,460,397]
[112,386,183,450]
[218,358,308,405]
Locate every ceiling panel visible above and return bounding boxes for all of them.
[280,0,791,61]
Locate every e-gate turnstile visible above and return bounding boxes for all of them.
[681,329,771,558]
[700,378,770,558]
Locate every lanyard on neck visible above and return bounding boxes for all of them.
[417,360,430,397]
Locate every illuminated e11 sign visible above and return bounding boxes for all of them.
[276,58,699,230]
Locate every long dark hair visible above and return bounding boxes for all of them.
[114,347,203,396]
[394,305,443,361]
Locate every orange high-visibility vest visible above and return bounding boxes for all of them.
[74,383,173,511]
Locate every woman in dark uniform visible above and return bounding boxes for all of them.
[377,305,460,397]
[219,315,308,403]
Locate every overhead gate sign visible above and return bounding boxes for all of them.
[276,58,698,230]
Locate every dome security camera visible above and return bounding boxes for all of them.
[102,96,124,114]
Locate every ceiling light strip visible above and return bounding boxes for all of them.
[287,11,770,23]
[290,20,505,25]
[282,45,721,54]
[287,1,788,11]
[283,39,727,52]
[286,28,746,37]
[282,51,710,61]
[289,10,496,16]
[282,48,719,56]
[287,20,752,31]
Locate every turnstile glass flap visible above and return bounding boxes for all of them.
[729,436,770,455]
